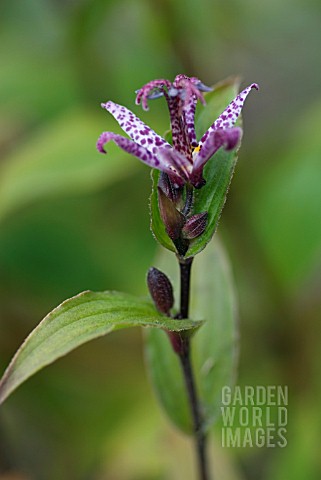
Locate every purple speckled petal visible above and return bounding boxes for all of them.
[192,127,242,173]
[183,95,198,147]
[135,79,172,111]
[199,83,258,147]
[96,132,162,170]
[167,75,207,157]
[97,132,185,186]
[166,95,193,161]
[157,147,192,185]
[102,101,171,154]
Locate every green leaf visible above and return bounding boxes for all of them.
[145,237,238,433]
[0,291,201,405]
[0,108,137,222]
[186,148,238,257]
[145,328,192,433]
[186,78,241,257]
[149,169,176,252]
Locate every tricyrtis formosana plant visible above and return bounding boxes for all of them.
[0,74,258,480]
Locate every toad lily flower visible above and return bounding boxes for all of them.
[97,75,258,189]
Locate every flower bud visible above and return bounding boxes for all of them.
[147,267,174,315]
[157,187,185,240]
[158,172,182,204]
[182,212,208,239]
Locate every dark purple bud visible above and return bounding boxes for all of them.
[158,172,182,204]
[147,267,174,315]
[182,212,208,239]
[157,187,185,240]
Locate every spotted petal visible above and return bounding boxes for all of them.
[157,146,196,186]
[182,79,212,147]
[97,132,185,184]
[97,132,162,170]
[166,76,208,158]
[192,127,242,175]
[179,77,212,148]
[102,101,171,154]
[183,94,198,147]
[199,83,259,147]
[166,95,193,160]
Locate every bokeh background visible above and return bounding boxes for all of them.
[0,0,321,479]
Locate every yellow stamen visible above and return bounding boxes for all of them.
[192,144,201,157]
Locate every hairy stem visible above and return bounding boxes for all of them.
[178,257,209,480]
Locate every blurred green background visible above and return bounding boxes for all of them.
[0,0,320,479]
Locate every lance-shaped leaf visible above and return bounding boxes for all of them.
[0,291,201,405]
[145,237,238,433]
[187,147,238,257]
